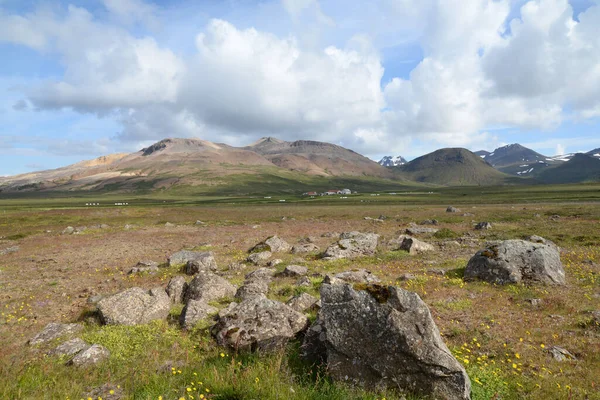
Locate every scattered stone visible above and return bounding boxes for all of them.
[124,224,136,230]
[419,219,439,225]
[164,222,175,227]
[247,251,272,265]
[235,280,269,301]
[548,346,577,361]
[82,384,124,400]
[364,216,373,220]
[169,250,213,268]
[321,232,340,238]
[166,276,187,303]
[323,269,381,285]
[245,267,276,281]
[195,220,205,225]
[62,226,75,235]
[465,240,566,285]
[387,235,409,251]
[308,283,471,399]
[527,235,557,247]
[550,214,561,221]
[98,287,171,325]
[0,246,19,256]
[398,273,417,281]
[462,213,475,217]
[427,268,447,276]
[185,271,237,303]
[475,222,492,230]
[249,236,291,253]
[185,252,218,274]
[296,276,312,287]
[29,323,84,346]
[212,296,308,352]
[291,243,320,254]
[299,236,318,244]
[286,292,319,312]
[322,232,379,260]
[405,227,439,236]
[526,298,543,307]
[280,265,308,277]
[48,338,89,358]
[399,237,435,255]
[129,260,160,275]
[69,344,110,367]
[267,259,282,267]
[446,206,461,213]
[180,300,218,329]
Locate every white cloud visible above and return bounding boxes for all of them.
[102,0,158,27]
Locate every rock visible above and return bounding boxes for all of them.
[129,260,160,275]
[475,222,492,230]
[62,226,75,234]
[291,243,320,254]
[180,300,218,329]
[169,250,213,268]
[322,232,379,260]
[548,346,577,361]
[526,298,543,307]
[465,240,566,285]
[419,219,439,226]
[249,236,291,253]
[48,338,89,357]
[387,235,409,251]
[427,268,447,276]
[399,237,435,255]
[398,273,417,281]
[550,214,560,221]
[0,246,19,256]
[29,323,84,345]
[462,213,475,217]
[321,232,340,238]
[185,252,218,274]
[212,297,308,352]
[235,280,269,301]
[185,271,237,303]
[280,265,308,277]
[98,287,171,325]
[247,251,272,265]
[166,276,187,303]
[527,235,557,247]
[245,267,276,281]
[310,283,471,399]
[323,269,381,285]
[124,224,136,230]
[296,276,312,287]
[405,227,439,236]
[164,222,175,227]
[195,220,205,225]
[82,384,124,400]
[301,314,327,364]
[218,302,238,318]
[299,236,318,244]
[69,344,110,367]
[267,259,282,267]
[286,292,319,312]
[447,206,461,213]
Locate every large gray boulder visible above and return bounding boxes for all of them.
[185,252,217,275]
[185,271,237,303]
[291,243,320,254]
[279,265,308,277]
[97,287,171,325]
[212,296,308,352]
[322,232,379,260]
[29,323,84,345]
[180,300,218,329]
[286,292,319,312]
[235,280,269,301]
[399,237,435,255]
[168,250,212,267]
[166,276,187,303]
[405,227,439,236]
[464,239,566,285]
[309,283,471,399]
[69,344,110,367]
[249,236,291,253]
[247,251,272,265]
[323,269,381,285]
[48,338,89,358]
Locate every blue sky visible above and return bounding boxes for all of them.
[1,0,599,176]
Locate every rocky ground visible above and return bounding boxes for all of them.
[0,202,599,399]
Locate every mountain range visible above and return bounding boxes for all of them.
[1,137,599,195]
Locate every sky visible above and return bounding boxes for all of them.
[1,0,600,176]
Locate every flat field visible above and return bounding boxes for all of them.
[1,185,599,399]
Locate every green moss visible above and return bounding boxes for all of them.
[433,228,459,239]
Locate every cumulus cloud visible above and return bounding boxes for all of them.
[0,0,599,160]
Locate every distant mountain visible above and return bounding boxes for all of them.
[397,148,510,186]
[478,144,552,176]
[245,137,390,177]
[474,150,491,158]
[537,153,600,184]
[378,155,408,167]
[586,148,600,158]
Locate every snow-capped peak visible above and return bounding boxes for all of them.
[378,155,407,167]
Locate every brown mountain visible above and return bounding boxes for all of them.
[0,137,391,193]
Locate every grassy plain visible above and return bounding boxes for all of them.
[0,184,599,399]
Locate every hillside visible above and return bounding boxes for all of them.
[397,148,511,185]
[0,137,405,195]
[536,153,600,184]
